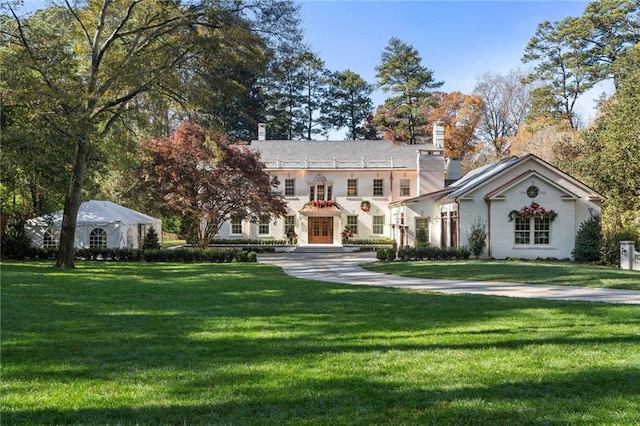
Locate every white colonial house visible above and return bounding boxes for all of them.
[215,123,604,259]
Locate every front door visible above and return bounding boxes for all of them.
[308,217,333,244]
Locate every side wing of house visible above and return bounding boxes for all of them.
[456,155,604,259]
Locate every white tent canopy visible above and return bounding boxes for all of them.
[25,200,162,249]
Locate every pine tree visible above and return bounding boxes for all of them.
[142,227,161,250]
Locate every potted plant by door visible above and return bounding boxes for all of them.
[341,227,354,244]
[360,200,371,212]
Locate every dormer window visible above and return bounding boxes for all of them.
[308,174,333,201]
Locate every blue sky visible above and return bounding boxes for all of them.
[18,0,603,123]
[298,1,607,121]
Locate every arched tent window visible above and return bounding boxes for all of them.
[127,228,134,248]
[89,228,107,248]
[43,228,58,248]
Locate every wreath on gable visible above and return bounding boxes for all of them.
[360,200,371,212]
[508,202,558,222]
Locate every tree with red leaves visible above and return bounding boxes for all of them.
[137,122,286,248]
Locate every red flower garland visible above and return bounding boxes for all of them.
[508,202,557,222]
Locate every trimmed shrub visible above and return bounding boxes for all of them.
[376,247,396,262]
[573,215,602,262]
[1,218,32,260]
[467,218,487,258]
[395,245,471,261]
[415,228,428,248]
[347,238,395,246]
[18,246,255,263]
[209,238,288,245]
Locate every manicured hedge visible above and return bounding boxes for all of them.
[377,246,472,262]
[21,247,257,263]
[208,239,289,245]
[348,238,395,245]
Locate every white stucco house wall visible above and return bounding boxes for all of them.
[216,123,604,259]
[390,154,605,259]
[214,124,455,245]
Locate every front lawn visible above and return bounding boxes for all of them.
[365,260,640,290]
[2,261,639,424]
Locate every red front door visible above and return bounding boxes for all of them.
[308,217,333,244]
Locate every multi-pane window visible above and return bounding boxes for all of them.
[347,215,358,235]
[534,217,550,244]
[231,221,242,234]
[514,217,531,244]
[415,217,429,241]
[514,217,551,245]
[372,215,385,234]
[373,179,384,196]
[309,184,333,201]
[347,179,358,196]
[43,229,58,248]
[399,179,410,197]
[89,228,107,248]
[258,218,270,235]
[285,215,295,233]
[284,178,295,197]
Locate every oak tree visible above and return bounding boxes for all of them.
[473,70,531,159]
[0,0,296,267]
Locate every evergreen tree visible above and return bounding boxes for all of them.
[322,70,374,139]
[573,214,602,262]
[374,38,443,144]
[142,227,161,250]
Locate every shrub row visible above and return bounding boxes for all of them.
[208,239,289,245]
[398,246,471,261]
[19,247,257,263]
[347,238,395,245]
[376,246,472,262]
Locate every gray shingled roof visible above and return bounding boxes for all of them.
[248,140,441,170]
[442,156,523,200]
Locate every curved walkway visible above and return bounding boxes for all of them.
[258,252,640,305]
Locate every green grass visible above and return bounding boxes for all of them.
[365,260,640,290]
[161,239,187,248]
[2,261,640,425]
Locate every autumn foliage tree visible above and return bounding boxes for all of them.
[137,122,287,248]
[427,91,482,158]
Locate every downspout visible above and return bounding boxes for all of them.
[455,199,461,248]
[486,198,491,258]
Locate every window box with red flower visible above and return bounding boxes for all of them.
[508,202,558,222]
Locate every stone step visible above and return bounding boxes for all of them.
[293,244,346,253]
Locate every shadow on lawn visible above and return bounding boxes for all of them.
[3,262,640,424]
[3,367,639,424]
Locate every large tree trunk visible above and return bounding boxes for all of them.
[56,139,89,269]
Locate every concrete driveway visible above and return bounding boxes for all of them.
[258,252,640,305]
